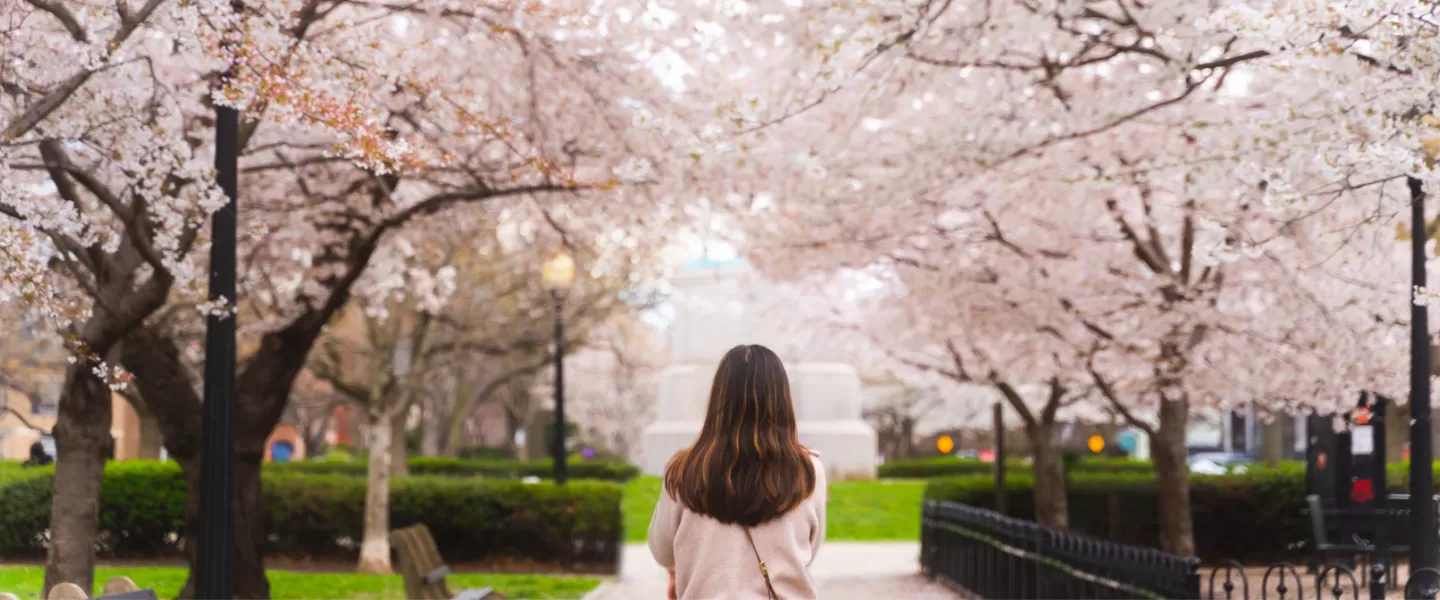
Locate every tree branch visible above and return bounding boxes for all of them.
[25,0,88,42]
[3,0,167,140]
[2,405,50,435]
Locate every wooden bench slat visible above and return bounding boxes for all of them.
[96,590,159,600]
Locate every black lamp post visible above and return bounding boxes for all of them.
[993,401,1005,515]
[542,251,575,485]
[195,102,239,597]
[1409,176,1438,596]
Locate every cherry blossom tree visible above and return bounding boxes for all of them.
[719,48,1415,551]
[1,0,440,591]
[308,302,440,575]
[540,311,666,460]
[3,0,713,596]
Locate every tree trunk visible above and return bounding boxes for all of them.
[1261,416,1284,468]
[42,366,115,598]
[1386,397,1408,463]
[137,407,165,461]
[390,410,407,478]
[117,213,397,598]
[305,412,332,459]
[121,326,292,599]
[166,455,272,599]
[358,417,394,574]
[509,410,529,461]
[1029,422,1069,529]
[420,395,442,456]
[1153,396,1195,556]
[441,373,477,457]
[900,417,916,459]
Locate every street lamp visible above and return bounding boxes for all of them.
[1409,175,1438,593]
[542,251,576,485]
[195,102,239,596]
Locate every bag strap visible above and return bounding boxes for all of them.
[743,527,779,600]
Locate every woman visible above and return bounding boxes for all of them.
[649,344,827,600]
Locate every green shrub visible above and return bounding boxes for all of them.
[0,468,51,555]
[924,469,1311,562]
[0,461,622,569]
[265,456,639,481]
[880,456,1159,479]
[457,447,517,460]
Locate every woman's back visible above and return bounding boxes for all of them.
[648,452,828,600]
[646,345,828,600]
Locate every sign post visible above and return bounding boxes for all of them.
[1305,411,1336,505]
[993,402,1005,515]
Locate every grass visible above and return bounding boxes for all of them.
[621,476,925,543]
[622,474,663,542]
[0,567,601,600]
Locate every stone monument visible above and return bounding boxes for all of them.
[641,259,878,479]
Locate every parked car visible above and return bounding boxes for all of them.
[1188,452,1255,475]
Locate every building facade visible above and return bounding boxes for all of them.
[0,388,154,461]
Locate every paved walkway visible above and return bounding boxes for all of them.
[583,542,957,599]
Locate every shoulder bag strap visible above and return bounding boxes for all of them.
[743,527,780,600]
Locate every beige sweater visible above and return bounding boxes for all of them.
[647,453,828,600]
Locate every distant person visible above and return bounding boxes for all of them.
[23,441,52,467]
[649,344,827,600]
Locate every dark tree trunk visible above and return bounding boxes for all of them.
[125,295,339,598]
[163,454,270,598]
[1153,396,1195,556]
[39,241,173,597]
[42,364,115,597]
[118,185,393,597]
[900,417,916,459]
[1028,422,1068,529]
[122,327,288,599]
[305,413,331,459]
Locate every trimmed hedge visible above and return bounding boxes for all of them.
[0,462,622,569]
[880,456,1161,479]
[457,447,518,460]
[265,456,640,481]
[0,456,639,481]
[924,469,1315,562]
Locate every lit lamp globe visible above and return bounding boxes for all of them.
[542,251,576,292]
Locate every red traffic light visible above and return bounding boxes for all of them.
[1351,478,1375,504]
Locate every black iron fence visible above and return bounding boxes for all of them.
[921,499,1440,599]
[920,500,1200,598]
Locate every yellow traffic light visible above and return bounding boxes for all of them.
[1088,435,1105,454]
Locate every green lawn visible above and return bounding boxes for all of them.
[0,567,600,600]
[622,476,925,542]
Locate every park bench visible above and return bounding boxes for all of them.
[390,524,505,600]
[1304,493,1440,586]
[38,577,157,600]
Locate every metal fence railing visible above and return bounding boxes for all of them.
[920,500,1201,599]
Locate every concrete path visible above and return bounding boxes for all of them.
[583,542,957,599]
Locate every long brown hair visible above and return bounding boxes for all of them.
[663,344,817,527]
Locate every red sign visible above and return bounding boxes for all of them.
[979,449,995,463]
[1317,452,1327,470]
[1351,478,1375,504]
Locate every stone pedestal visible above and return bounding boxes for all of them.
[641,261,877,480]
